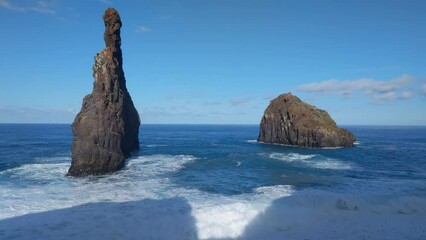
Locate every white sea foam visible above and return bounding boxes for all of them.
[0,154,297,239]
[194,185,294,239]
[0,154,197,219]
[146,144,167,148]
[254,185,294,199]
[0,155,425,239]
[127,154,196,176]
[0,153,297,239]
[33,156,71,163]
[258,141,346,150]
[0,162,69,181]
[320,146,343,149]
[270,152,316,162]
[311,159,353,170]
[268,152,354,170]
[195,201,260,239]
[245,139,258,143]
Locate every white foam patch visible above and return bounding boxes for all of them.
[195,201,259,239]
[311,159,353,170]
[271,152,316,161]
[254,185,294,199]
[1,155,425,240]
[245,140,258,143]
[146,144,167,148]
[0,155,197,220]
[33,156,71,163]
[194,185,294,239]
[320,146,343,149]
[127,154,196,176]
[268,152,353,170]
[0,154,298,239]
[1,162,69,180]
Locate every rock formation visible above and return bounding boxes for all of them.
[68,8,140,176]
[258,93,355,148]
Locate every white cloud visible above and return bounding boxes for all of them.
[263,94,276,100]
[399,91,412,100]
[0,0,55,15]
[0,0,25,12]
[296,74,414,102]
[135,26,152,33]
[37,0,48,8]
[0,106,76,123]
[99,0,113,4]
[159,14,173,21]
[203,101,222,106]
[229,97,251,106]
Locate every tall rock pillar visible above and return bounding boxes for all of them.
[68,8,140,176]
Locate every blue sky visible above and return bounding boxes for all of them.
[0,0,425,124]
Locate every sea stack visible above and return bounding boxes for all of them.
[68,8,140,176]
[258,93,355,148]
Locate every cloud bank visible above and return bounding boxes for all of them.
[135,26,152,33]
[296,75,414,102]
[229,97,251,106]
[0,106,77,123]
[0,0,56,15]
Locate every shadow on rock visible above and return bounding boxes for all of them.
[0,197,197,240]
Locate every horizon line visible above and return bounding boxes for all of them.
[0,123,426,127]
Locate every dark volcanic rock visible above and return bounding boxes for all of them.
[258,93,355,148]
[68,8,140,176]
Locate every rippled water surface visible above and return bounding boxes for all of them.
[0,124,425,239]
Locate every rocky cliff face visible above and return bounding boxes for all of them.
[258,93,355,148]
[68,8,140,176]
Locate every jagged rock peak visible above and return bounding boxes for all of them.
[103,8,122,52]
[258,93,356,148]
[68,8,140,177]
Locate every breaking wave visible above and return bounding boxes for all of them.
[0,155,294,239]
[268,152,354,170]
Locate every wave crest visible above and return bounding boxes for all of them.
[268,152,353,170]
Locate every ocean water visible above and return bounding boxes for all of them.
[0,124,425,239]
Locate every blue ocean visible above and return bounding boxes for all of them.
[0,124,425,239]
